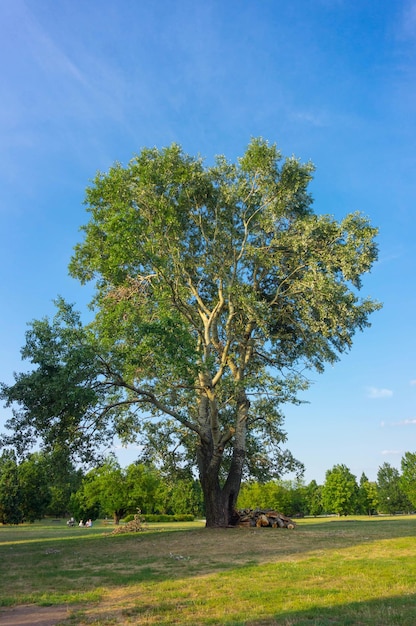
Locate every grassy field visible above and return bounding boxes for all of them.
[1,515,416,625]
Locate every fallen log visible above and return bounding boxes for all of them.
[235,508,296,529]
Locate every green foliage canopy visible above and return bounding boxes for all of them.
[1,139,381,526]
[322,464,359,516]
[400,452,416,509]
[358,473,379,516]
[377,462,411,514]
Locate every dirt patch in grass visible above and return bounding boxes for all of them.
[0,603,78,626]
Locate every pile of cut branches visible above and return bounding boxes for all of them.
[110,510,145,535]
[236,509,296,529]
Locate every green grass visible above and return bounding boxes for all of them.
[1,516,416,624]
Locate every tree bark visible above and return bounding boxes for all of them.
[197,414,247,528]
[113,509,125,525]
[200,472,242,527]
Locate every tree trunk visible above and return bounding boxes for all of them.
[197,438,245,528]
[113,509,125,525]
[200,472,242,527]
[197,439,225,527]
[201,474,229,527]
[196,378,249,527]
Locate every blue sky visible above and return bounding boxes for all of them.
[1,0,415,484]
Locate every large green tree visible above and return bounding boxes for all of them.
[321,464,359,516]
[1,139,380,527]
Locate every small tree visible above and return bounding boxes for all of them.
[166,477,204,516]
[304,480,323,516]
[0,451,23,524]
[44,449,83,518]
[377,462,411,514]
[357,472,378,516]
[124,462,164,514]
[18,453,51,522]
[80,456,128,524]
[322,464,359,516]
[400,452,416,510]
[288,482,309,517]
[237,481,264,509]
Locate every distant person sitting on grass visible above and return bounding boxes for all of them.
[85,519,93,527]
[79,520,84,527]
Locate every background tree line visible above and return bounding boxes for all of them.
[1,450,416,524]
[0,451,204,524]
[239,457,416,517]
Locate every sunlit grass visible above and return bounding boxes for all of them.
[1,516,416,624]
[86,536,416,625]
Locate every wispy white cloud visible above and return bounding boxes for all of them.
[22,14,87,87]
[366,387,393,399]
[26,12,127,123]
[0,1,133,186]
[381,450,401,455]
[395,418,416,426]
[289,110,328,127]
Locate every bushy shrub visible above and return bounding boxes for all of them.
[141,513,194,523]
[121,513,194,523]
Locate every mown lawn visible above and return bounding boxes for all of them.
[1,516,415,625]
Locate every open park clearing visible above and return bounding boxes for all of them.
[0,516,416,625]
